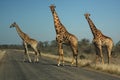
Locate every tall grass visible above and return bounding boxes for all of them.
[0,50,6,59]
[42,52,120,76]
[90,64,120,75]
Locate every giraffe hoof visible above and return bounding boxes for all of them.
[29,60,32,63]
[57,64,60,66]
[35,61,39,63]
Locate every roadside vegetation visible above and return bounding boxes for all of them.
[0,38,120,75]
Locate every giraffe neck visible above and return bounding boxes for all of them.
[15,24,25,40]
[86,17,99,38]
[51,8,67,34]
[53,11,61,26]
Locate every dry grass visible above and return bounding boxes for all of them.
[79,59,92,67]
[0,50,6,60]
[42,52,120,76]
[42,53,72,62]
[90,64,120,75]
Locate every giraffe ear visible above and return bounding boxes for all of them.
[51,4,56,8]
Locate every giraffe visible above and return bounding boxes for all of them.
[84,13,113,64]
[10,22,41,62]
[49,4,78,67]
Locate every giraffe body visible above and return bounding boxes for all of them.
[50,5,78,66]
[84,13,113,64]
[10,22,41,62]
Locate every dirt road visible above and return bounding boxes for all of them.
[0,49,119,80]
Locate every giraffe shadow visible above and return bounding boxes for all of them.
[40,62,75,67]
[40,62,57,66]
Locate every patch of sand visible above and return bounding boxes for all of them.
[0,50,6,60]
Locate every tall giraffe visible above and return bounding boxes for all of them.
[84,13,113,64]
[10,22,41,62]
[49,5,78,67]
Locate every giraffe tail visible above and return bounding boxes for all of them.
[76,48,78,56]
[76,49,79,67]
[38,49,41,57]
[37,42,42,57]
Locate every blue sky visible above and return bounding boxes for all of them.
[0,0,120,44]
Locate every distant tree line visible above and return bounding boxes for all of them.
[0,38,120,56]
[0,44,23,49]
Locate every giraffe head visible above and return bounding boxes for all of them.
[10,22,17,28]
[84,13,91,19]
[49,4,56,13]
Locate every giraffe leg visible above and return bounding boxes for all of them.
[61,49,64,66]
[107,45,112,64]
[71,56,75,66]
[107,50,111,64]
[71,55,78,67]
[23,42,32,63]
[71,45,78,67]
[75,56,78,67]
[94,44,101,64]
[94,43,104,64]
[58,52,63,66]
[31,44,39,62]
[57,43,63,66]
[23,42,27,62]
[57,54,61,66]
[34,50,39,62]
[35,50,39,62]
[99,46,104,64]
[23,45,26,62]
[95,55,99,64]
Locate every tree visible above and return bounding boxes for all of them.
[114,41,120,54]
[43,41,49,47]
[78,38,95,54]
[50,40,57,47]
